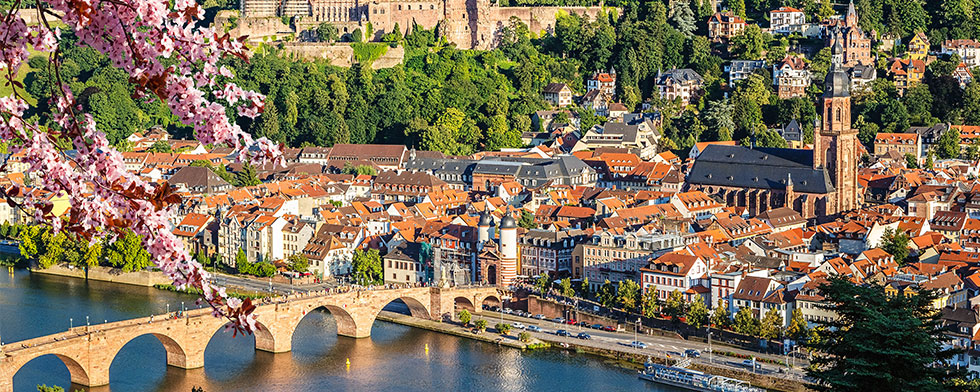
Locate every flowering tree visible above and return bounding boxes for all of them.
[0,0,282,334]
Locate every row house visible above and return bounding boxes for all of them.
[954,63,974,89]
[908,32,930,61]
[575,229,685,289]
[671,191,725,220]
[707,11,745,42]
[773,56,810,99]
[172,212,214,256]
[519,229,589,277]
[943,39,980,69]
[874,132,920,158]
[769,7,805,34]
[586,68,616,97]
[730,275,793,327]
[639,252,709,302]
[888,58,926,95]
[657,69,704,107]
[372,170,449,203]
[727,60,766,85]
[542,83,574,107]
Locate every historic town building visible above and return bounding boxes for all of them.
[686,34,860,221]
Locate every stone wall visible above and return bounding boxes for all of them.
[279,43,404,69]
[215,11,294,41]
[32,264,172,287]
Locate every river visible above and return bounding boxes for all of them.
[1,269,680,391]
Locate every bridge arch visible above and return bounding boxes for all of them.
[381,296,431,320]
[453,296,476,313]
[12,352,91,389]
[108,332,190,370]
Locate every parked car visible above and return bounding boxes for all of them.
[590,323,603,329]
[565,319,577,325]
[741,359,762,369]
[602,325,617,332]
[577,332,592,340]
[684,349,701,358]
[533,314,546,320]
[527,325,542,332]
[552,317,565,324]
[512,322,527,330]
[629,341,648,349]
[503,308,514,314]
[556,329,571,337]
[576,321,590,327]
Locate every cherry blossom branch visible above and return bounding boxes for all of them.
[0,0,286,334]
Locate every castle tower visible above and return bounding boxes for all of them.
[497,211,519,287]
[477,211,493,250]
[814,32,859,215]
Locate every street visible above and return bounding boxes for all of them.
[210,272,340,294]
[472,311,810,380]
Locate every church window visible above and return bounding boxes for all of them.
[836,108,842,122]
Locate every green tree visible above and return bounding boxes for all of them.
[711,303,732,329]
[755,129,789,148]
[351,28,363,43]
[686,296,709,328]
[806,277,966,392]
[458,309,472,325]
[734,307,761,336]
[519,209,538,229]
[936,127,962,159]
[287,254,309,273]
[726,0,746,17]
[421,107,479,156]
[317,23,339,43]
[234,163,261,187]
[730,25,766,60]
[235,249,252,275]
[617,279,641,313]
[759,308,784,341]
[352,249,383,285]
[880,227,911,265]
[559,278,574,297]
[579,277,591,298]
[598,279,616,308]
[475,318,487,332]
[664,290,686,321]
[495,322,512,335]
[36,386,65,392]
[536,273,550,293]
[147,140,172,153]
[905,153,919,169]
[518,331,531,342]
[786,308,809,341]
[641,288,659,318]
[104,231,151,272]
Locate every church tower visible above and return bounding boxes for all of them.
[814,33,860,215]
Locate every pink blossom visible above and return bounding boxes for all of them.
[0,0,283,333]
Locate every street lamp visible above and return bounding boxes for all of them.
[707,329,713,364]
[69,318,72,330]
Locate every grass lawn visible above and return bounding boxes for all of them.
[0,45,44,106]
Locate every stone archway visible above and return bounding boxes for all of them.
[481,295,501,309]
[487,265,497,285]
[12,353,91,389]
[454,296,476,312]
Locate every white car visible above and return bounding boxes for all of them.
[512,322,527,329]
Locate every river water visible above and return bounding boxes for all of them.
[2,269,679,392]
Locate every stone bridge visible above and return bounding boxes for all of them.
[0,285,502,391]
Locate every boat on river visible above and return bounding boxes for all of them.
[638,362,763,392]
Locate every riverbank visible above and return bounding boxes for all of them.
[380,310,812,391]
[376,311,530,350]
[31,264,171,287]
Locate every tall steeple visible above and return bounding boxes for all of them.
[814,29,859,216]
[845,0,858,28]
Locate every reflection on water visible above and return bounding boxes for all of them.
[4,270,677,392]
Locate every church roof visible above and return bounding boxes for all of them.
[687,145,835,194]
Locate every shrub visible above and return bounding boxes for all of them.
[495,323,511,335]
[458,309,472,326]
[518,331,531,342]
[475,319,487,332]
